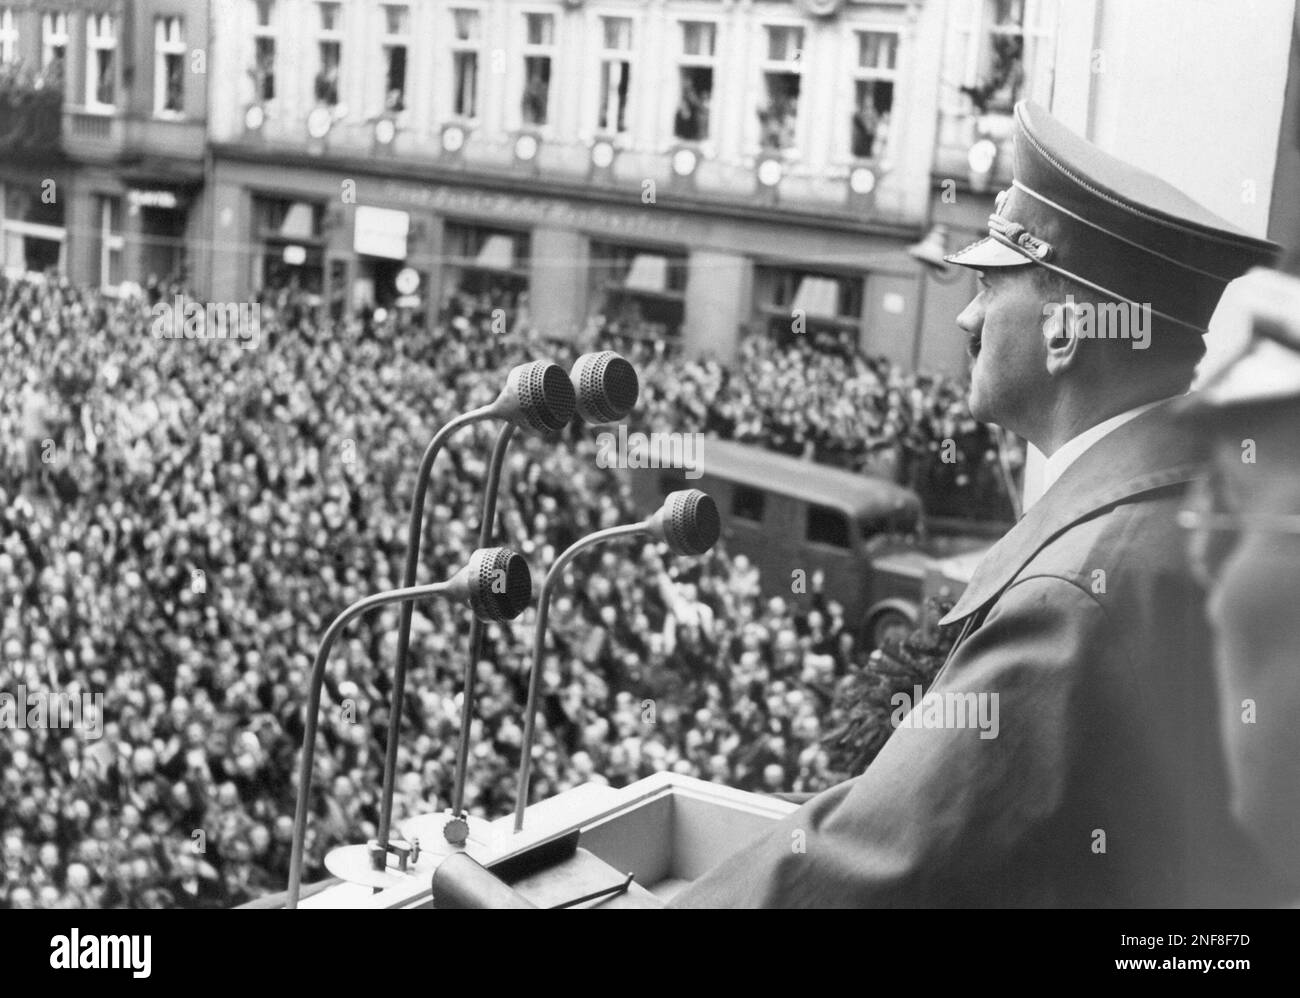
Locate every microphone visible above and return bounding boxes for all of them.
[570,350,640,425]
[502,360,579,435]
[376,361,573,863]
[513,490,719,832]
[440,352,640,835]
[289,547,532,909]
[645,486,721,556]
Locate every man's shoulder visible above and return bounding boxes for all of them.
[1017,480,1191,590]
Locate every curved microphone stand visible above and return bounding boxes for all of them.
[288,579,457,910]
[513,523,646,832]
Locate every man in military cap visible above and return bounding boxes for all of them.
[671,101,1280,907]
[1175,270,1300,902]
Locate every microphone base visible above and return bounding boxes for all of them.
[398,809,497,864]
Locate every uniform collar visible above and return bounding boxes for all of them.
[939,399,1203,628]
[1033,397,1176,509]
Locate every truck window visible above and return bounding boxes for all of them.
[806,504,850,548]
[731,485,765,523]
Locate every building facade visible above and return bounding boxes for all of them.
[0,0,1293,376]
[205,0,959,366]
[0,0,209,292]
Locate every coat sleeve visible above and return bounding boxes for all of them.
[668,575,1132,907]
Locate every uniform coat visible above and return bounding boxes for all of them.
[670,403,1273,907]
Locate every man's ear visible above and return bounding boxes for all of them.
[1041,297,1083,377]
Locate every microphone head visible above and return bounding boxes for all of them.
[503,361,576,434]
[569,351,640,424]
[651,490,720,557]
[463,547,533,622]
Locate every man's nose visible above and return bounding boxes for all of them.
[956,298,983,336]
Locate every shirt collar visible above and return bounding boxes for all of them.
[1034,397,1178,507]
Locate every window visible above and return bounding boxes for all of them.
[756,266,865,354]
[598,16,633,134]
[382,5,409,111]
[442,223,531,321]
[806,505,850,549]
[85,14,116,109]
[154,17,185,115]
[252,1,276,102]
[42,12,68,70]
[851,31,898,160]
[759,26,802,151]
[254,196,326,295]
[937,0,1058,174]
[675,21,716,141]
[450,8,481,119]
[0,8,17,64]
[92,195,123,290]
[520,12,555,127]
[316,2,342,105]
[590,241,689,344]
[942,0,1057,121]
[731,486,766,524]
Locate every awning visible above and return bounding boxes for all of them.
[279,202,317,240]
[791,276,840,318]
[624,254,668,292]
[474,233,516,270]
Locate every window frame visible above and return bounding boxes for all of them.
[594,12,637,139]
[380,3,411,114]
[754,20,806,157]
[448,5,485,123]
[94,194,124,292]
[85,13,118,112]
[0,8,18,65]
[672,17,720,146]
[730,485,767,525]
[517,8,558,131]
[42,12,68,70]
[251,0,277,104]
[315,1,344,107]
[845,25,902,164]
[805,503,853,551]
[153,15,186,119]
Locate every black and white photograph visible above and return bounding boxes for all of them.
[0,0,1297,973]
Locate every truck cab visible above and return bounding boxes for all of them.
[622,439,992,649]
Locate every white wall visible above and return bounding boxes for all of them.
[1022,0,1295,508]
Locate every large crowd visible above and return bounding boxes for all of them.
[1,276,986,908]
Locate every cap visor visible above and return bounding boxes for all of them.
[944,235,1035,270]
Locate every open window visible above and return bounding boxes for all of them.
[381,4,409,112]
[758,26,802,151]
[806,505,851,549]
[598,16,633,134]
[755,265,865,354]
[591,241,688,347]
[520,12,555,127]
[851,31,898,160]
[674,21,716,141]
